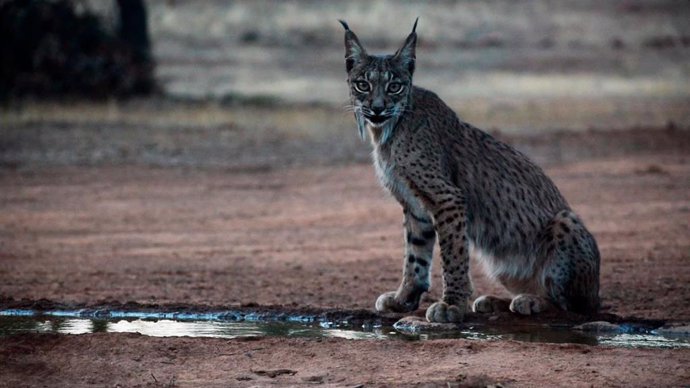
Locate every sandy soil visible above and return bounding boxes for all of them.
[1,128,689,386]
[2,333,689,387]
[1,130,689,319]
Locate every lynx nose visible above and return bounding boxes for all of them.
[371,105,385,115]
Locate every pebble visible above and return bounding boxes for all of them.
[393,316,460,334]
[655,324,690,336]
[572,321,621,333]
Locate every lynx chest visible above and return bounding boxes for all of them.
[372,148,426,215]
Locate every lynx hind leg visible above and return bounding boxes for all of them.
[509,294,553,315]
[376,209,436,313]
[472,295,510,313]
[542,210,601,314]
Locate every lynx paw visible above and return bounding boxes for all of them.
[375,291,418,313]
[472,295,510,313]
[425,301,465,323]
[509,294,551,315]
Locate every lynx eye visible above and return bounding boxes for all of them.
[387,82,403,94]
[353,80,370,93]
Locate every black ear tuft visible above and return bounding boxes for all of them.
[394,19,418,75]
[338,19,350,31]
[341,20,367,73]
[412,17,419,34]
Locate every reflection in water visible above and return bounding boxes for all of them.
[0,313,688,349]
[599,333,688,349]
[0,317,397,341]
[92,320,109,333]
[484,327,599,346]
[57,319,94,335]
[323,328,391,340]
[107,320,266,339]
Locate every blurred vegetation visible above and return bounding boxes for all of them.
[0,1,687,169]
[0,0,155,100]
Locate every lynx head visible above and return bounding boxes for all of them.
[339,19,418,144]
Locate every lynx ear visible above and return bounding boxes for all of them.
[394,18,418,75]
[339,20,367,73]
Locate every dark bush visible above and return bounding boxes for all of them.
[0,0,155,99]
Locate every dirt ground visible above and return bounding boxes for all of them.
[1,127,689,386]
[2,332,689,387]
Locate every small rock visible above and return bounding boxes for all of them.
[302,374,326,383]
[573,321,621,333]
[393,316,459,334]
[655,324,690,336]
[635,164,668,175]
[252,369,297,378]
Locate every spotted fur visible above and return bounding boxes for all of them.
[340,20,600,322]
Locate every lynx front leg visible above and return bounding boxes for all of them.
[424,193,472,323]
[395,177,471,322]
[376,208,436,313]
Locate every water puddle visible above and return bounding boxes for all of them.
[1,309,688,349]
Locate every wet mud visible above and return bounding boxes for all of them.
[1,304,688,349]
